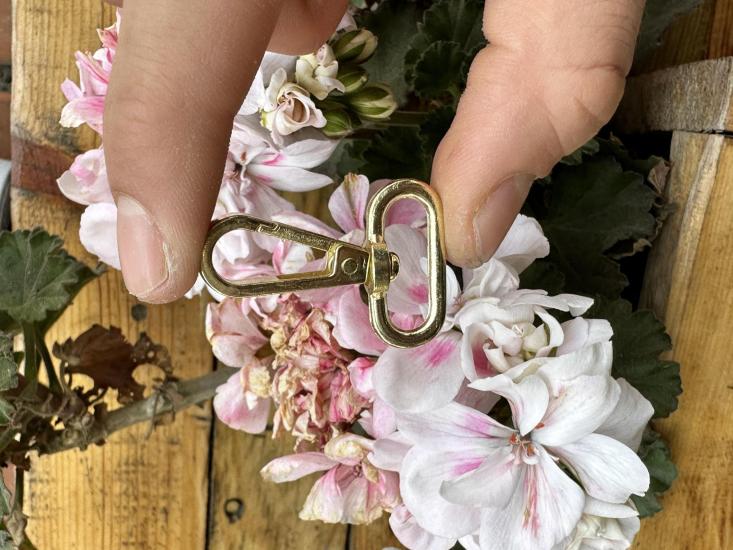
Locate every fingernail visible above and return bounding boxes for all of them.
[473,174,535,263]
[116,194,170,299]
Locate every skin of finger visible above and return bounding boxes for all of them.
[269,0,348,54]
[107,0,348,55]
[105,0,290,303]
[431,0,646,267]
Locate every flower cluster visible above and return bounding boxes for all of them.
[60,12,656,550]
[56,11,396,278]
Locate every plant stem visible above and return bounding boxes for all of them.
[38,367,236,456]
[20,324,38,391]
[374,110,429,127]
[36,332,61,395]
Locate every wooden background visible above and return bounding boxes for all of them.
[5,0,733,549]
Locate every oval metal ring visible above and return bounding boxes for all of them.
[365,179,447,348]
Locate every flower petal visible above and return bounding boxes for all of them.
[556,318,613,356]
[396,401,514,448]
[532,375,620,447]
[471,374,549,436]
[328,174,369,233]
[369,431,412,472]
[299,467,345,522]
[79,202,120,269]
[331,286,387,356]
[213,370,270,434]
[400,447,483,539]
[261,453,337,483]
[385,225,430,315]
[551,433,650,503]
[375,332,465,412]
[493,215,549,273]
[389,504,457,550]
[478,446,584,550]
[440,446,519,507]
[595,378,654,451]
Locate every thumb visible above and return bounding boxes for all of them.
[104,0,345,303]
[432,0,645,268]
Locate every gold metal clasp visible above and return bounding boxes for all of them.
[200,179,446,348]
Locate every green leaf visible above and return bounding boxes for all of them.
[588,298,682,418]
[632,428,678,517]
[0,477,11,517]
[358,0,422,104]
[357,127,430,182]
[0,229,100,333]
[635,0,703,64]
[413,41,465,99]
[420,105,456,161]
[0,334,17,392]
[405,0,485,89]
[534,156,657,297]
[0,399,14,426]
[559,139,600,166]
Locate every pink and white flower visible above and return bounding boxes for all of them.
[213,359,272,434]
[261,68,327,144]
[261,433,400,524]
[296,44,345,100]
[393,342,651,550]
[59,12,119,133]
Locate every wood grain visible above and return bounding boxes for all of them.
[634,132,733,549]
[0,91,9,159]
[615,57,733,134]
[0,0,10,65]
[638,0,733,73]
[208,425,348,550]
[11,0,112,157]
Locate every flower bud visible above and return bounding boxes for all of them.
[322,108,358,138]
[347,84,397,121]
[338,65,369,94]
[332,29,378,64]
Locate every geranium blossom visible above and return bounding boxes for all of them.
[261,68,327,144]
[59,12,119,133]
[296,44,345,100]
[261,433,400,524]
[393,342,651,549]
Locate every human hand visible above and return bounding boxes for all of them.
[103,0,645,303]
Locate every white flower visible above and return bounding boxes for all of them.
[295,45,345,100]
[261,68,327,144]
[555,498,640,550]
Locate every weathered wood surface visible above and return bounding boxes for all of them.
[638,0,733,73]
[633,132,733,549]
[616,57,733,133]
[0,0,10,65]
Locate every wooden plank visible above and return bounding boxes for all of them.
[634,132,733,549]
[11,0,115,193]
[350,518,403,550]
[615,57,733,134]
[208,425,348,550]
[0,91,9,159]
[0,0,10,65]
[637,0,733,74]
[11,1,215,548]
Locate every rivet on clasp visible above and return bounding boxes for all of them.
[200,179,446,348]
